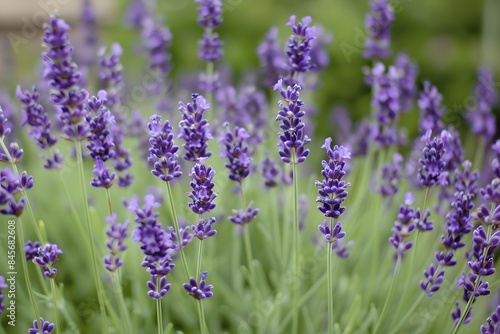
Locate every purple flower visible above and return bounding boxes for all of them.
[147,274,171,299]
[0,275,7,315]
[257,27,286,87]
[183,271,213,300]
[148,115,182,182]
[143,18,172,82]
[98,43,123,112]
[467,67,498,143]
[261,151,281,188]
[219,123,252,183]
[274,79,310,164]
[363,0,395,59]
[318,220,345,243]
[420,263,445,297]
[109,124,133,187]
[417,130,450,187]
[481,305,500,334]
[0,168,31,217]
[188,161,217,215]
[103,213,129,272]
[394,53,418,113]
[315,138,351,219]
[284,15,317,83]
[178,93,213,162]
[229,202,259,225]
[388,192,418,257]
[16,85,58,151]
[28,317,55,334]
[43,15,89,140]
[124,0,150,29]
[380,153,403,197]
[0,106,24,164]
[191,217,217,240]
[33,243,63,279]
[86,92,116,161]
[78,0,98,67]
[452,301,471,325]
[25,240,41,261]
[196,0,223,63]
[310,25,333,73]
[418,81,445,135]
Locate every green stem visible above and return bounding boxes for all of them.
[105,187,113,216]
[113,272,132,334]
[197,300,206,334]
[49,279,60,334]
[196,239,208,334]
[388,293,425,334]
[373,256,401,334]
[327,234,333,334]
[156,295,163,334]
[239,183,258,304]
[164,182,190,279]
[75,140,109,334]
[17,217,42,331]
[291,155,300,334]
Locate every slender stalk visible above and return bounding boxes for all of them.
[112,272,132,334]
[156,295,163,334]
[326,227,333,334]
[373,256,401,334]
[17,217,42,331]
[105,187,113,215]
[388,293,425,334]
[164,182,190,279]
[75,140,109,334]
[197,300,206,334]
[196,238,208,334]
[49,279,60,334]
[291,151,300,334]
[239,183,258,304]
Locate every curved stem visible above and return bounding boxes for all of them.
[164,182,190,279]
[291,155,300,334]
[49,279,60,334]
[113,272,132,334]
[373,256,401,334]
[156,296,163,334]
[75,140,109,334]
[17,217,42,330]
[327,235,333,334]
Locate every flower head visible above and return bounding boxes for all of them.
[33,243,63,279]
[417,130,450,187]
[103,213,129,272]
[219,123,252,183]
[188,161,217,215]
[183,271,214,300]
[364,0,395,59]
[28,317,55,334]
[284,15,317,80]
[148,115,182,182]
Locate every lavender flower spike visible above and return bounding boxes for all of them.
[229,202,259,225]
[318,220,345,243]
[188,160,217,215]
[28,317,55,334]
[183,271,214,300]
[274,79,310,164]
[363,0,395,60]
[191,217,217,240]
[33,243,63,279]
[219,123,252,183]
[148,115,182,182]
[315,138,351,219]
[417,129,450,187]
[103,213,130,272]
[388,192,417,257]
[481,305,500,334]
[196,0,223,63]
[285,15,316,81]
[178,93,213,162]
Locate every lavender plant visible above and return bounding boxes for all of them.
[2,3,500,334]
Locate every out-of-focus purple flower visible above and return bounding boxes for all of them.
[109,124,133,187]
[33,243,63,279]
[183,271,213,300]
[0,106,24,164]
[452,301,472,325]
[261,151,280,188]
[284,15,316,83]
[178,93,213,162]
[103,213,129,272]
[380,153,403,197]
[370,63,400,125]
[0,275,7,315]
[188,161,217,215]
[124,0,150,29]
[143,18,172,82]
[257,27,286,87]
[16,85,63,169]
[25,240,41,261]
[0,168,31,217]
[191,217,217,240]
[198,32,224,62]
[332,239,352,258]
[274,79,310,164]
[196,0,223,63]
[481,305,500,334]
[388,192,417,257]
[98,43,123,113]
[196,0,222,28]
[418,81,445,135]
[395,53,418,113]
[43,15,89,140]
[219,123,252,183]
[315,138,351,219]
[28,317,55,334]
[467,67,498,143]
[78,0,98,67]
[228,202,259,225]
[418,129,450,187]
[86,92,116,162]
[310,25,332,72]
[363,0,395,60]
[148,115,182,182]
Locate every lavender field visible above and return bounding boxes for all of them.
[0,0,499,333]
